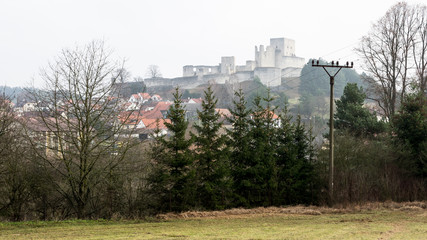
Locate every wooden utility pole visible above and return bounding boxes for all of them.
[311,60,353,206]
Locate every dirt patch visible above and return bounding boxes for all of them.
[156,201,427,220]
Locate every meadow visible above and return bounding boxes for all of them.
[0,203,426,240]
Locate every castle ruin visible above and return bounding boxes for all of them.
[144,37,305,88]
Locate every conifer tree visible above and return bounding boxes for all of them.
[393,93,427,178]
[146,121,167,212]
[193,85,230,210]
[290,116,317,204]
[148,87,195,212]
[276,114,318,205]
[226,88,252,207]
[275,106,296,205]
[334,83,386,136]
[247,90,278,206]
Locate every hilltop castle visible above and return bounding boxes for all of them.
[144,37,305,88]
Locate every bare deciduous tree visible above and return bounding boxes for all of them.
[413,5,427,95]
[0,95,14,159]
[0,95,33,221]
[115,67,131,84]
[27,41,137,219]
[356,2,425,119]
[145,65,162,78]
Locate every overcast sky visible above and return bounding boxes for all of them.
[1,0,425,87]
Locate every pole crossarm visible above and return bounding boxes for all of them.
[311,60,354,69]
[311,59,353,206]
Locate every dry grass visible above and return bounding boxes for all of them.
[157,201,427,220]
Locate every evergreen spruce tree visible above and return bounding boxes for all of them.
[146,121,167,212]
[275,106,296,205]
[334,83,386,136]
[148,87,195,212]
[276,111,318,205]
[226,88,252,207]
[393,93,427,178]
[192,85,231,210]
[247,89,278,206]
[289,116,317,204]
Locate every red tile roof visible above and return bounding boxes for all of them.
[118,101,172,127]
[140,93,151,99]
[140,118,170,129]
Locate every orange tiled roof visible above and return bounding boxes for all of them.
[140,93,151,99]
[118,101,172,125]
[140,118,170,129]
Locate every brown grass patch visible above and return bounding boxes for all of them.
[156,201,427,220]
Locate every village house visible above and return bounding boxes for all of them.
[118,101,172,140]
[23,116,76,158]
[129,92,151,105]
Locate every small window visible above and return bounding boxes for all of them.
[209,68,212,73]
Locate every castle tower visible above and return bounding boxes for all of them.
[270,38,285,56]
[220,56,235,74]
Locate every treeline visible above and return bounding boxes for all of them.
[144,84,427,212]
[0,82,426,221]
[0,84,319,220]
[146,86,318,213]
[324,84,426,205]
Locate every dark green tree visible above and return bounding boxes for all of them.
[146,122,167,212]
[288,116,317,204]
[393,93,427,178]
[275,107,295,204]
[148,87,195,212]
[192,85,231,210]
[334,83,386,136]
[226,89,252,207]
[247,90,278,206]
[276,111,318,205]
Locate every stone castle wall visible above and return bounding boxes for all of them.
[183,65,220,77]
[279,56,305,69]
[255,45,276,68]
[254,67,282,86]
[144,76,200,89]
[146,37,305,89]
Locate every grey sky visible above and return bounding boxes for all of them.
[1,0,424,87]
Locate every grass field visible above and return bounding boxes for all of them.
[0,203,426,240]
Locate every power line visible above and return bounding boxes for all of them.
[320,42,359,58]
